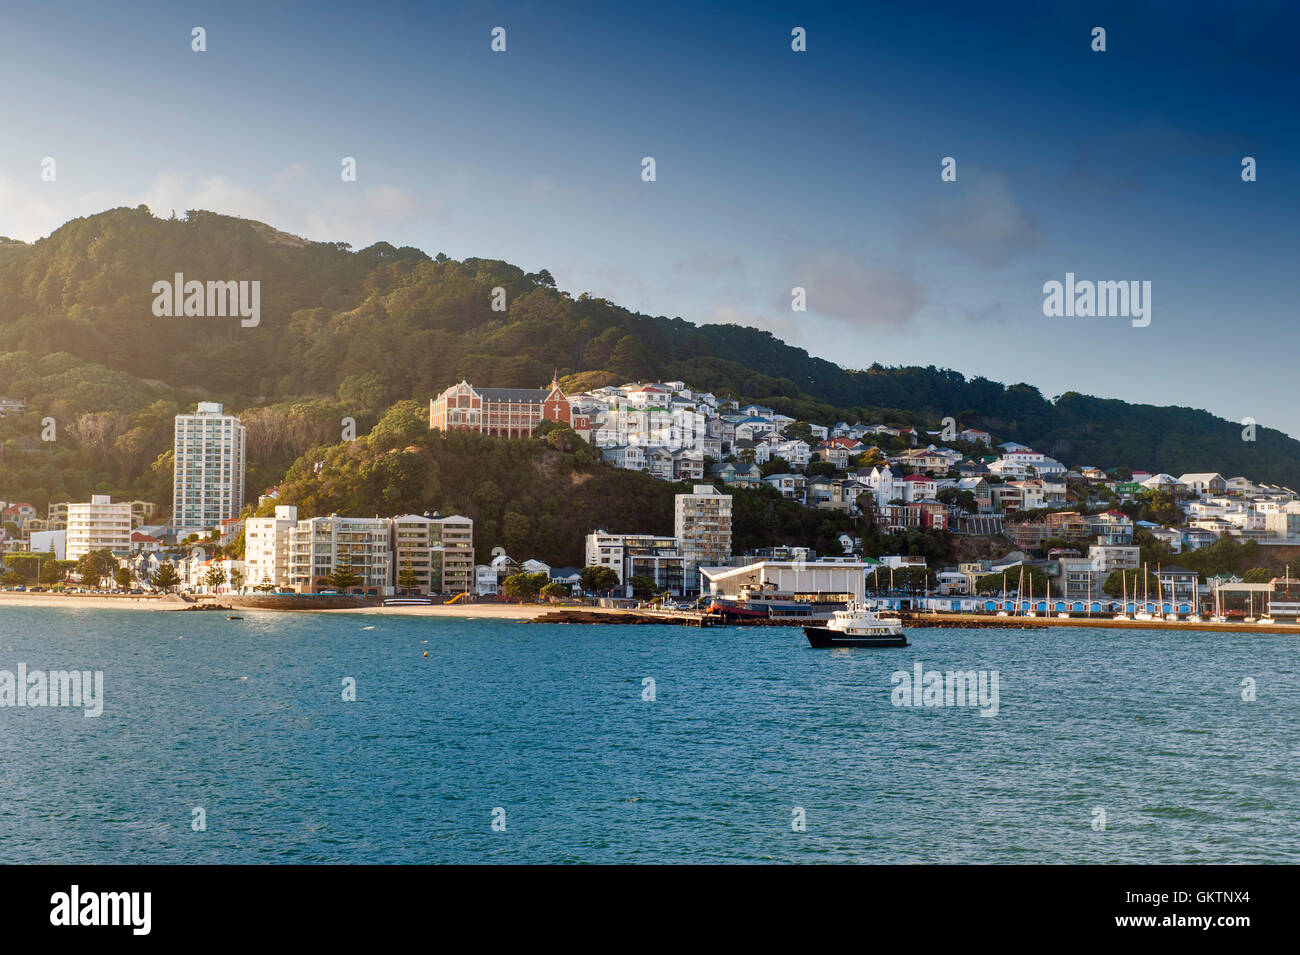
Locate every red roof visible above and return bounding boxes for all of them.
[132,531,159,543]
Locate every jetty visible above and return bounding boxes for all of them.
[898,612,1300,634]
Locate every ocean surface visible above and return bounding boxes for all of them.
[1,606,1296,864]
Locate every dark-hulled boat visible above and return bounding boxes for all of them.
[804,605,909,648]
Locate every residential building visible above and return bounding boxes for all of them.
[675,485,733,583]
[173,402,246,529]
[1156,565,1200,604]
[584,530,679,587]
[287,515,393,595]
[1089,545,1139,574]
[66,495,132,561]
[1179,473,1227,497]
[243,505,300,591]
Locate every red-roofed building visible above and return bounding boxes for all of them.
[430,378,587,439]
[1,502,37,529]
[131,531,162,553]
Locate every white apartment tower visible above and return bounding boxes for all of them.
[674,484,733,586]
[243,505,299,591]
[173,402,246,529]
[66,494,132,561]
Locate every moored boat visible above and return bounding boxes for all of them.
[804,604,908,648]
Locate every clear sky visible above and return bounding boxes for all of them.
[2,1,1296,431]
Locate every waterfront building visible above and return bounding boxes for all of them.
[66,494,132,561]
[390,513,475,595]
[287,515,393,595]
[584,530,680,593]
[674,485,733,584]
[243,505,299,591]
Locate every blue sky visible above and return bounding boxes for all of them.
[2,1,1297,433]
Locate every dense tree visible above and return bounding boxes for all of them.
[501,571,548,602]
[580,565,619,595]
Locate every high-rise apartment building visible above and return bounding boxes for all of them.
[173,402,246,529]
[674,485,733,587]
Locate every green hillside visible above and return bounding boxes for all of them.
[0,206,1296,517]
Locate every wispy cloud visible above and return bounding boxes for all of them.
[916,172,1041,268]
[785,251,925,328]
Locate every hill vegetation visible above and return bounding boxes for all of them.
[1,206,1296,522]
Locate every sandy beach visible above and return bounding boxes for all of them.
[0,592,179,611]
[336,602,542,620]
[0,591,546,619]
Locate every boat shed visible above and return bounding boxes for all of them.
[699,559,873,602]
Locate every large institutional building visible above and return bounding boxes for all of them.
[429,379,587,438]
[173,402,246,529]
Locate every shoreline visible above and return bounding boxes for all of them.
[0,591,541,619]
[4,591,1299,633]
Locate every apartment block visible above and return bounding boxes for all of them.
[66,494,132,561]
[243,505,299,590]
[391,513,475,595]
[287,515,393,595]
[674,485,733,584]
[584,530,680,587]
[173,402,246,529]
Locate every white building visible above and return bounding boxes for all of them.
[66,495,132,561]
[674,485,733,585]
[475,565,498,595]
[584,530,680,586]
[173,402,246,529]
[243,505,299,591]
[29,529,67,561]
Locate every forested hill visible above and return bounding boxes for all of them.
[1,206,1296,494]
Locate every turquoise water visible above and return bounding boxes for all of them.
[1,606,1295,863]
